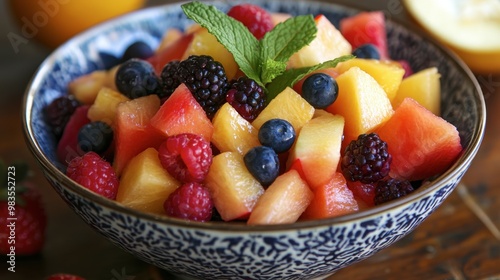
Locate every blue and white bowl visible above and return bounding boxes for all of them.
[23,1,485,279]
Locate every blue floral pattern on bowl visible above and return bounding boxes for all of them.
[23,1,485,279]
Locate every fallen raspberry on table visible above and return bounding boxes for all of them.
[158,133,212,183]
[227,4,274,40]
[66,152,119,200]
[164,182,213,222]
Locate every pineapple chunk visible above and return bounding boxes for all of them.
[117,147,180,215]
[205,152,265,221]
[211,103,260,156]
[252,87,314,134]
[87,87,130,125]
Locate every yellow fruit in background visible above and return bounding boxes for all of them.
[392,67,441,115]
[403,0,500,73]
[7,0,145,49]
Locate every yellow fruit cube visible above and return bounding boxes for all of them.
[287,112,345,190]
[117,147,180,215]
[205,152,265,221]
[87,87,130,125]
[252,87,314,134]
[211,103,260,156]
[335,58,405,101]
[391,67,441,115]
[326,67,394,144]
[182,28,238,80]
[288,15,352,68]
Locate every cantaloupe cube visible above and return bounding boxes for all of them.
[205,152,265,221]
[247,170,313,225]
[391,67,441,115]
[87,87,130,125]
[288,15,352,68]
[326,67,394,145]
[252,87,314,134]
[287,112,344,190]
[335,58,405,101]
[211,103,260,156]
[117,147,180,215]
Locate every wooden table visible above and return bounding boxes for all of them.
[1,0,499,279]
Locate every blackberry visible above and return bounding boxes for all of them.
[341,133,391,184]
[226,77,266,121]
[44,96,80,139]
[160,60,181,100]
[374,178,414,205]
[175,55,228,119]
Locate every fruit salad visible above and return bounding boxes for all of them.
[44,2,462,225]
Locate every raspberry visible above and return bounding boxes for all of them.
[226,77,266,122]
[164,182,213,222]
[66,152,119,199]
[173,55,228,118]
[227,4,274,40]
[44,96,80,139]
[341,133,392,184]
[158,133,212,183]
[160,60,181,99]
[374,178,414,205]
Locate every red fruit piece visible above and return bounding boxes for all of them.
[57,105,90,164]
[374,98,462,181]
[398,60,413,78]
[147,33,194,75]
[227,4,274,40]
[346,180,376,207]
[158,133,212,183]
[301,172,359,220]
[163,182,213,222]
[340,11,389,59]
[150,83,214,142]
[66,152,119,199]
[45,274,85,280]
[0,183,46,255]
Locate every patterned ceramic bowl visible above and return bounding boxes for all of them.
[23,1,485,279]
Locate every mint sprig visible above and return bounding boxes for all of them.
[181,2,353,103]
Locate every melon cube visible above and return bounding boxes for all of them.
[335,58,405,101]
[391,67,441,115]
[247,169,313,225]
[301,172,359,220]
[374,98,462,181]
[287,112,344,190]
[252,87,314,134]
[150,83,213,142]
[288,15,352,68]
[117,148,180,215]
[205,152,265,221]
[87,87,130,125]
[211,103,260,156]
[326,66,394,145]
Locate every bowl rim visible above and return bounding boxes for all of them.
[22,0,486,232]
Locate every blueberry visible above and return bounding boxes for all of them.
[301,73,338,109]
[115,58,161,99]
[244,146,280,187]
[258,119,295,153]
[352,44,381,59]
[121,41,154,62]
[78,121,114,155]
[99,52,121,69]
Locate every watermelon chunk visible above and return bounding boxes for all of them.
[340,11,389,59]
[301,172,359,220]
[150,83,213,142]
[113,95,164,175]
[147,33,193,75]
[375,98,462,181]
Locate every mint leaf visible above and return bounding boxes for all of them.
[266,55,355,103]
[260,15,317,84]
[181,2,262,85]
